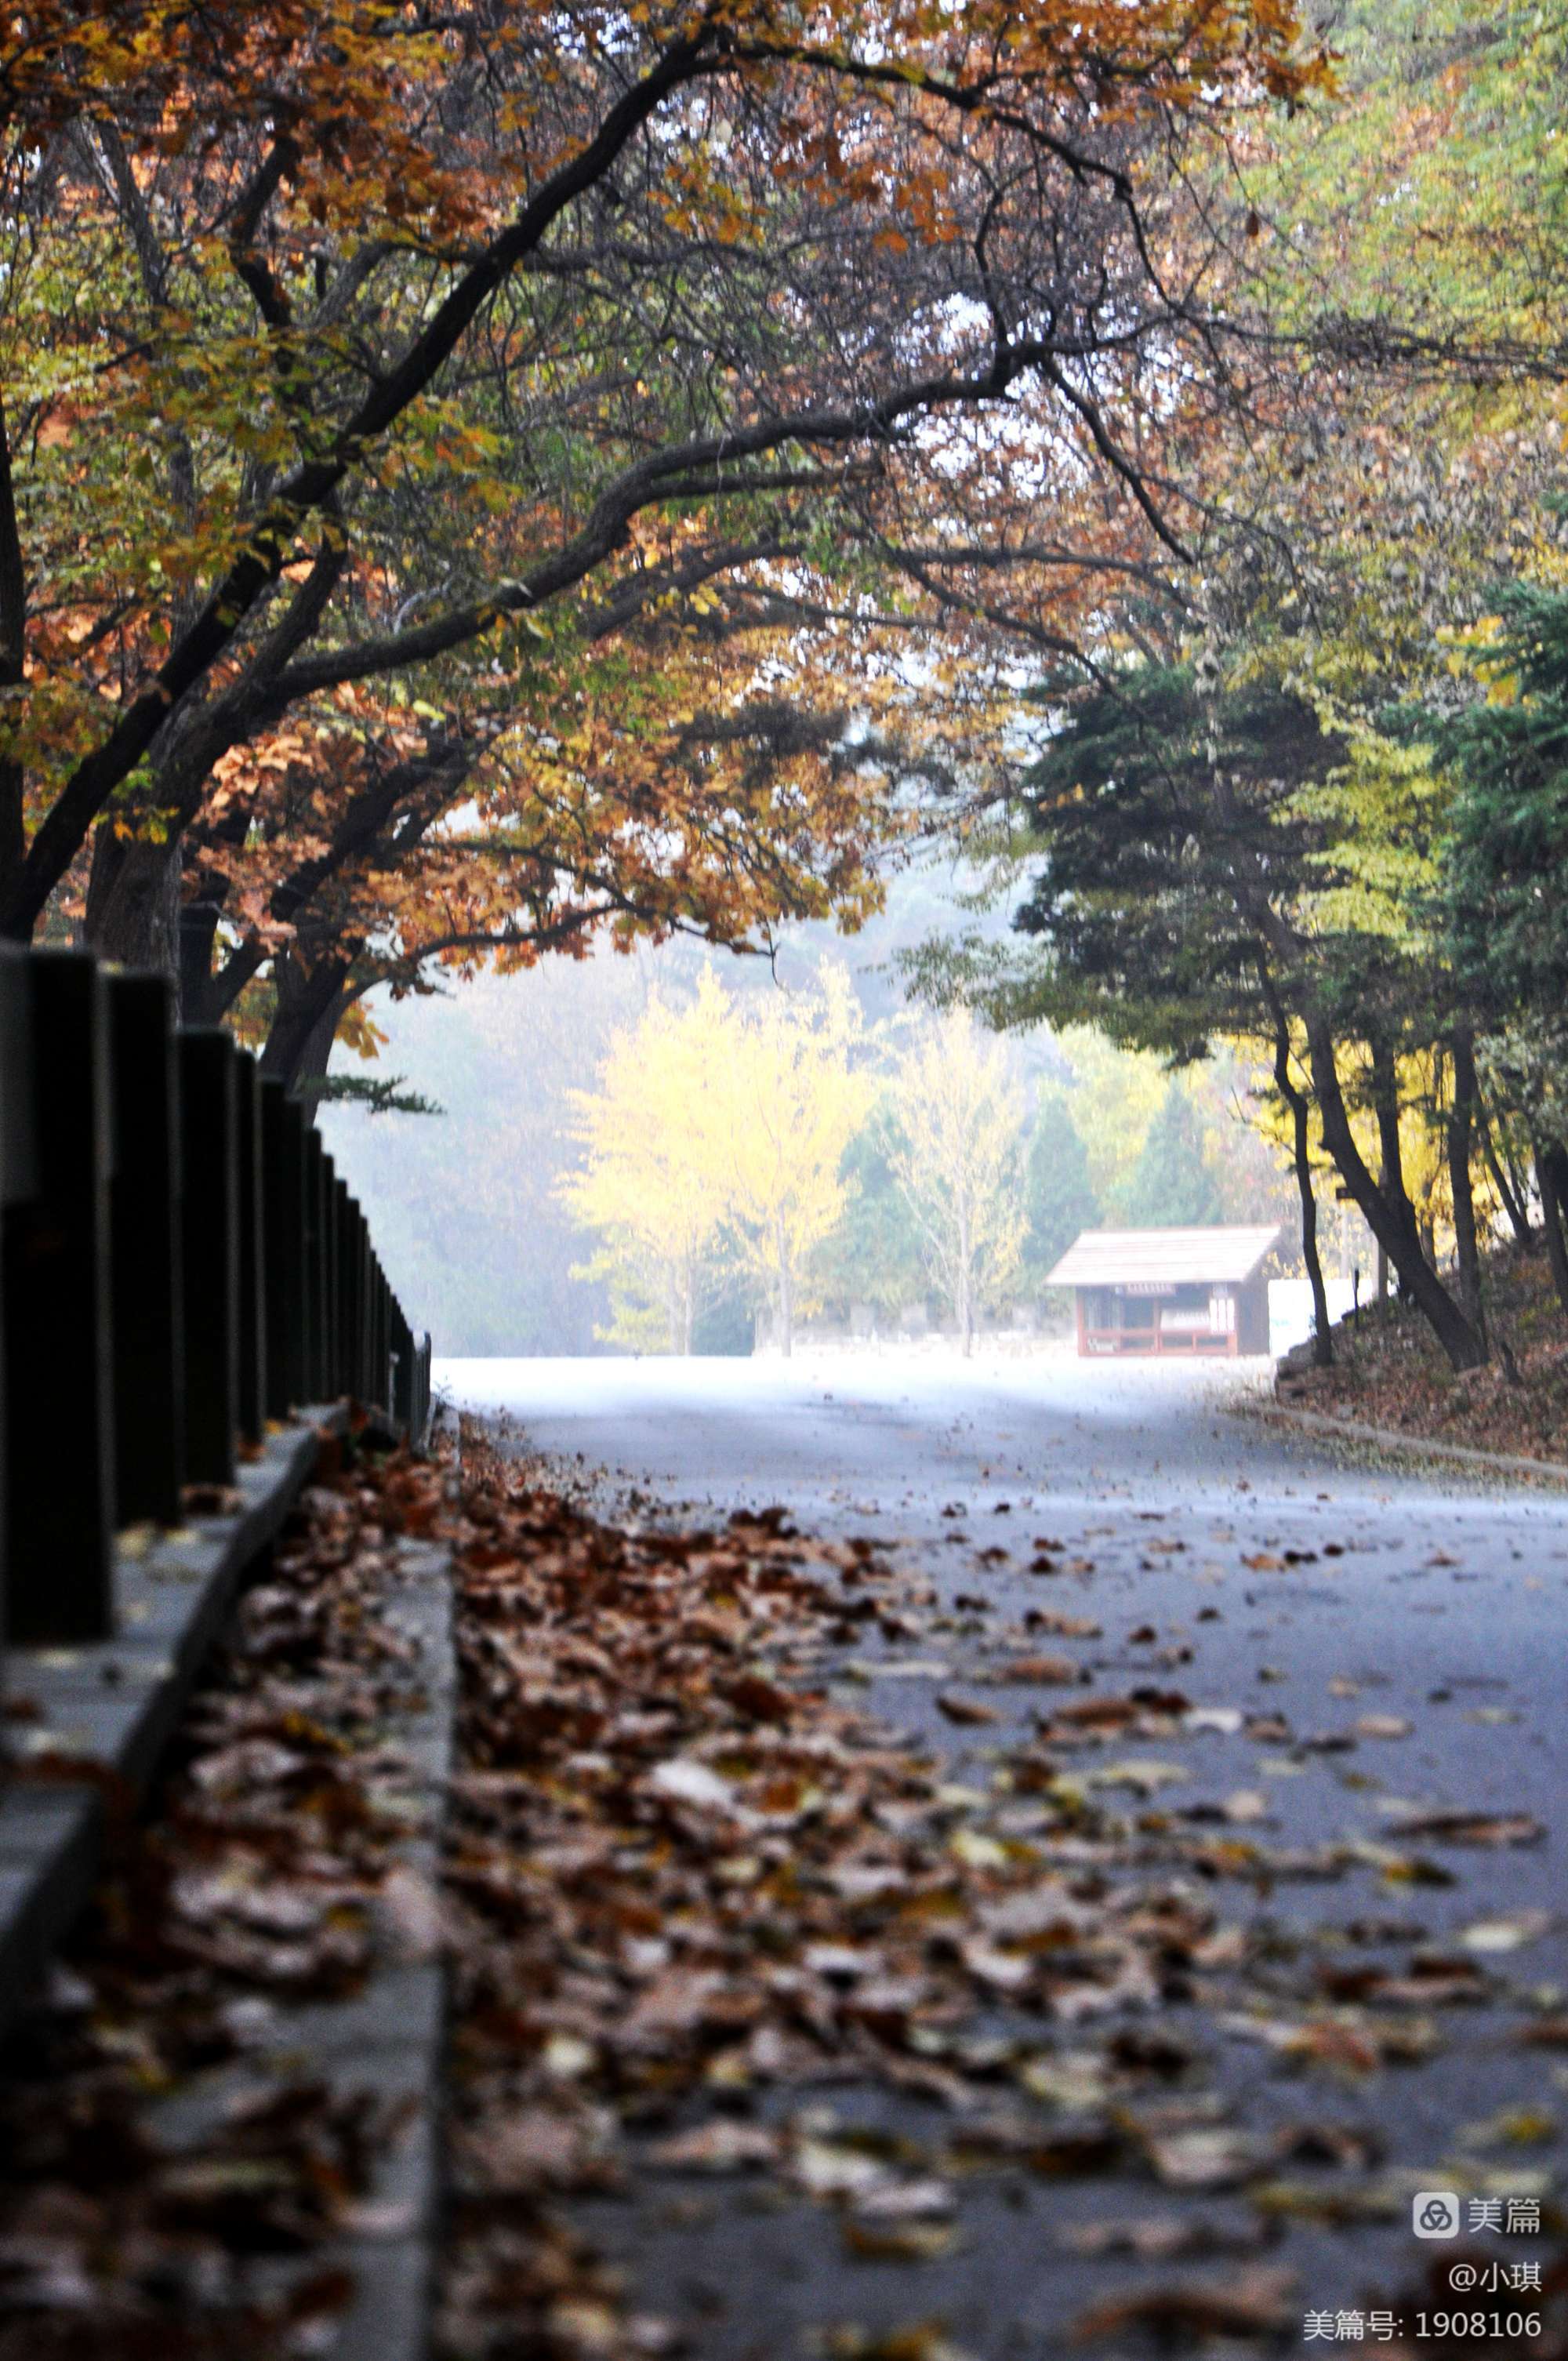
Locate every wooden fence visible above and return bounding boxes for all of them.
[0,945,430,1655]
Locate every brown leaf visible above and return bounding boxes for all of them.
[648,2121,779,2172]
[1390,1810,1544,1847]
[935,1694,999,1726]
[723,1673,797,1724]
[1071,2266,1296,2345]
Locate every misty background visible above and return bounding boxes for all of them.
[318,864,1320,1355]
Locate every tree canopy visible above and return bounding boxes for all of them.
[1,0,1334,1084]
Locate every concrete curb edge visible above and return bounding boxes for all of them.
[1257,1399,1568,1484]
[0,1408,350,2032]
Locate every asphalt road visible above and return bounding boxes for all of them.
[440,1348,1568,2357]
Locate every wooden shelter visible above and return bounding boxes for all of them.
[1047,1225,1281,1357]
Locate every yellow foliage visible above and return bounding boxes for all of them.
[1057,1030,1171,1208]
[560,964,871,1355]
[887,1010,1026,1352]
[336,1004,390,1062]
[717,966,873,1354]
[559,972,735,1354]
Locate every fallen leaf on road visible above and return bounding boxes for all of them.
[988,1655,1077,1685]
[935,1694,999,1726]
[1070,2265,1297,2345]
[645,1756,741,1813]
[1388,1809,1544,1847]
[648,2121,779,2172]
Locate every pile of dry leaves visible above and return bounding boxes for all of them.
[0,1433,448,2360]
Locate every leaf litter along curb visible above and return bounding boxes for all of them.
[0,1432,449,2361]
[437,1426,1567,2360]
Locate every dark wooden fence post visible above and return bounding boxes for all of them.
[107,972,184,1525]
[3,952,117,1642]
[0,953,37,1661]
[234,1051,265,1447]
[328,1166,349,1397]
[303,1129,327,1402]
[180,1030,238,1490]
[375,1262,390,1410]
[391,1301,412,1431]
[336,1184,359,1400]
[323,1159,343,1397]
[345,1198,361,1400]
[356,1212,372,1402]
[261,1084,306,1420]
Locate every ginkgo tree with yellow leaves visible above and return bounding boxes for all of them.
[887,1011,1028,1358]
[720,970,872,1358]
[562,967,870,1357]
[559,974,736,1356]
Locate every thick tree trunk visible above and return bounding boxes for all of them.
[84,825,181,978]
[1446,1032,1486,1348]
[1370,1037,1419,1248]
[178,808,256,1022]
[1269,1002,1331,1367]
[1305,1015,1486,1371]
[1536,1146,1568,1320]
[260,956,349,1093]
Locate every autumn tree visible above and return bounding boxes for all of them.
[204,666,902,1089]
[0,0,1329,1070]
[888,1010,1026,1356]
[561,963,869,1357]
[560,973,735,1354]
[1430,586,1568,1316]
[721,968,870,1357]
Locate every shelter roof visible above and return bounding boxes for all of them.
[1046,1225,1282,1288]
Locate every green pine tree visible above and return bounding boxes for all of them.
[817,1114,927,1314]
[1118,1082,1222,1227]
[1022,1086,1100,1284]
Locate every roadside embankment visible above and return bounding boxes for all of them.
[1272,1238,1568,1471]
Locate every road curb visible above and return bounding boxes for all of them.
[327,1533,453,2361]
[146,1530,456,2361]
[1258,1399,1568,1484]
